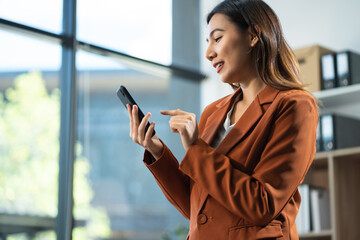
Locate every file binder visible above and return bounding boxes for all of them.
[316,119,322,152]
[321,54,337,89]
[321,114,360,151]
[296,184,311,233]
[336,51,360,87]
[310,187,331,232]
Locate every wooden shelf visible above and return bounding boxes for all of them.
[315,146,360,160]
[300,229,333,239]
[312,84,360,119]
[313,84,360,105]
[301,146,360,240]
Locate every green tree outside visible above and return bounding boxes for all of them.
[0,71,110,239]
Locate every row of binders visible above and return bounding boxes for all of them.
[316,113,360,152]
[321,50,360,89]
[296,184,330,234]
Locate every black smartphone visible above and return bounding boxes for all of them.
[116,85,155,136]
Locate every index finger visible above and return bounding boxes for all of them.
[160,109,187,116]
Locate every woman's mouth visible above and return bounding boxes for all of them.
[216,62,224,73]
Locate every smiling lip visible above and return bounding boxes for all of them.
[216,63,224,73]
[213,61,224,73]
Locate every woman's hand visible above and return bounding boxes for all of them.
[160,109,199,151]
[127,104,164,159]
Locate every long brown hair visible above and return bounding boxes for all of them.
[207,0,306,91]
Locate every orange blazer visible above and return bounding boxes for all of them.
[143,85,318,240]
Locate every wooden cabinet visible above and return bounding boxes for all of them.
[300,147,360,240]
[299,85,360,240]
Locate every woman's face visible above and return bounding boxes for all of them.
[206,13,254,84]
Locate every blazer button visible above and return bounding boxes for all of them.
[197,213,208,224]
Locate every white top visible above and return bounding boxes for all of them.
[210,93,242,149]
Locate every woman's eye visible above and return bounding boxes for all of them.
[215,36,222,42]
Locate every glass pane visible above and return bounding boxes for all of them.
[77,0,172,65]
[0,0,63,34]
[0,29,60,239]
[74,51,200,239]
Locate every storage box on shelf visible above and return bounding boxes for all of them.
[294,45,334,92]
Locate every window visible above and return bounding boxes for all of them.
[0,29,61,239]
[0,1,203,239]
[74,51,197,239]
[77,0,172,65]
[0,0,63,33]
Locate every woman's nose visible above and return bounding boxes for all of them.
[205,45,216,61]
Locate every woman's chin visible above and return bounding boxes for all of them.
[220,76,229,83]
[220,77,234,84]
[220,74,241,85]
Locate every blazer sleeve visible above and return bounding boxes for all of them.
[142,104,215,219]
[143,141,190,219]
[179,93,318,226]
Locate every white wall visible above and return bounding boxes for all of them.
[267,0,360,53]
[200,0,360,110]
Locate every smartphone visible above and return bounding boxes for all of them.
[116,85,155,136]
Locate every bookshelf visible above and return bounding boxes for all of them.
[299,85,360,240]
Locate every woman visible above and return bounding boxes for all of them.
[127,0,318,239]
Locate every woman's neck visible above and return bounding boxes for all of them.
[239,77,266,104]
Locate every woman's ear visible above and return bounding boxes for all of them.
[249,25,261,47]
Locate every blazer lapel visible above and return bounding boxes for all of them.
[201,87,243,144]
[216,85,280,155]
